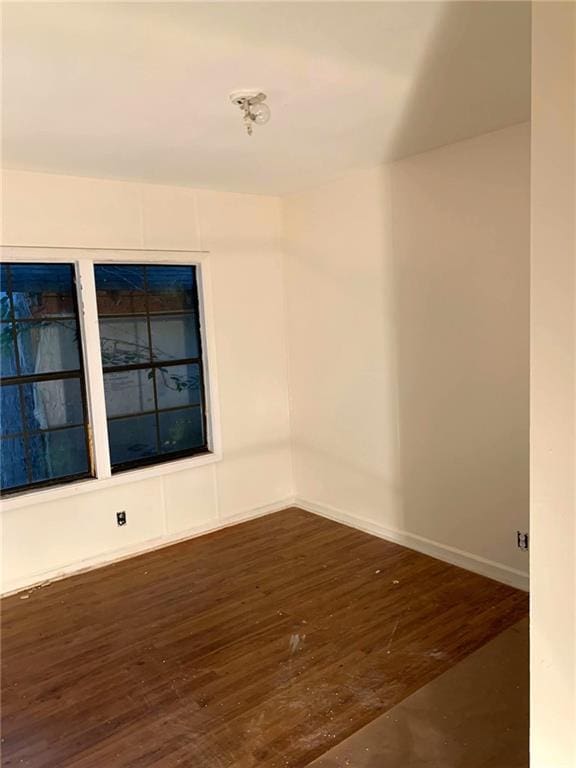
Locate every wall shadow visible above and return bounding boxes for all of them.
[287,1,531,581]
[377,2,531,570]
[386,1,531,160]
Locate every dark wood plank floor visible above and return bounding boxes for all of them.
[1,508,528,768]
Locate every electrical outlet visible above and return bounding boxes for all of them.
[116,511,127,527]
[517,531,528,550]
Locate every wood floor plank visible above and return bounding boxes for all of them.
[1,508,528,768]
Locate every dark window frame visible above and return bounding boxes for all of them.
[95,263,209,474]
[0,262,93,496]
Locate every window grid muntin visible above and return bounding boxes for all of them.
[143,266,163,458]
[0,262,92,495]
[96,263,208,473]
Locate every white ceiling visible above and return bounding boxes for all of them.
[2,2,531,196]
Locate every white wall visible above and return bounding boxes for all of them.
[284,123,530,588]
[0,170,293,593]
[0,125,531,594]
[530,3,576,765]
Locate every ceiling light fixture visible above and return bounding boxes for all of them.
[230,91,270,136]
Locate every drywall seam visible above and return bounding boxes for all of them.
[137,183,145,248]
[212,462,222,524]
[278,204,297,499]
[297,497,529,591]
[159,476,168,537]
[1,496,295,596]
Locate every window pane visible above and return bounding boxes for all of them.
[1,437,27,488]
[104,369,154,418]
[151,315,199,362]
[29,427,88,483]
[108,414,157,465]
[1,262,91,494]
[95,263,208,473]
[95,265,146,316]
[99,317,150,368]
[17,320,80,375]
[1,385,22,436]
[0,324,17,375]
[10,264,76,318]
[22,378,84,431]
[156,363,201,410]
[159,407,204,454]
[147,266,196,313]
[0,266,11,320]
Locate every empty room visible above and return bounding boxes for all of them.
[1,2,574,767]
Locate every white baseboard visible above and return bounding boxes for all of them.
[296,497,529,592]
[3,495,529,596]
[1,497,295,597]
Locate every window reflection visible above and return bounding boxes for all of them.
[0,263,90,493]
[94,264,207,471]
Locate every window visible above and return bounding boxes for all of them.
[0,254,214,498]
[94,264,207,471]
[0,263,91,492]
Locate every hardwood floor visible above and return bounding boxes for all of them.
[1,508,528,768]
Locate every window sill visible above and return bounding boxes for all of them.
[0,451,222,512]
